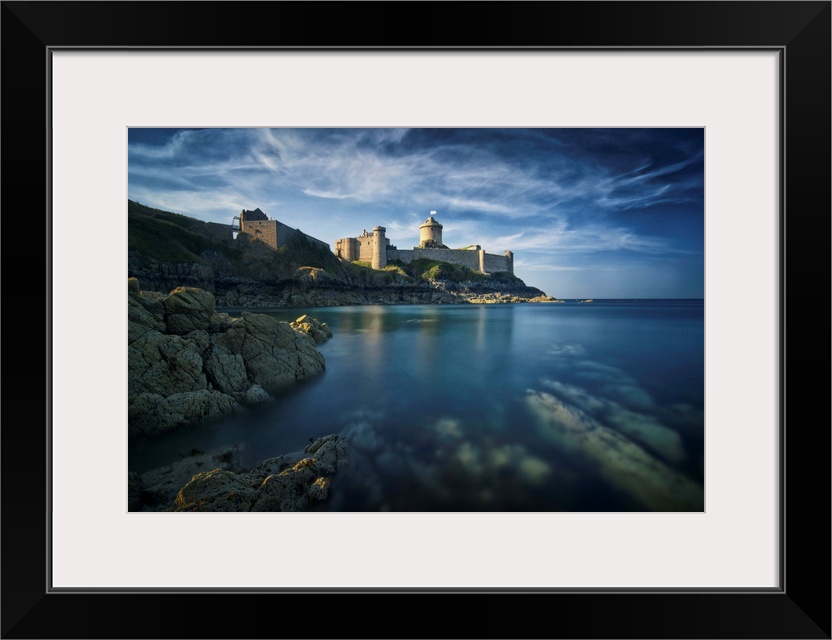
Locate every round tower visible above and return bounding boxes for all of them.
[419,211,443,248]
[372,226,388,270]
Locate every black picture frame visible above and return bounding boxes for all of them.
[2,2,829,638]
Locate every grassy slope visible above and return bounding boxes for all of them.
[345,260,415,285]
[128,200,340,276]
[399,258,487,283]
[128,200,238,263]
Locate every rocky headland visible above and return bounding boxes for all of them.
[128,200,563,306]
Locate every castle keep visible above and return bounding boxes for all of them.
[232,208,330,252]
[335,212,514,275]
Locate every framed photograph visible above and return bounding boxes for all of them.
[124,124,708,517]
[3,1,829,638]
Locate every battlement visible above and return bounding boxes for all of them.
[241,207,268,222]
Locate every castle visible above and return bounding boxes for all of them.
[232,208,514,276]
[335,212,514,275]
[231,208,330,253]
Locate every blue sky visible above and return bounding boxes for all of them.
[128,127,704,299]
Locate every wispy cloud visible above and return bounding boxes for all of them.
[487,222,681,255]
[128,127,704,298]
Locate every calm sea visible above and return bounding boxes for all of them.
[129,300,705,512]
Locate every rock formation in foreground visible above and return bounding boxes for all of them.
[128,278,330,437]
[131,434,350,512]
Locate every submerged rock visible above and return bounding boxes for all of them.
[526,390,703,511]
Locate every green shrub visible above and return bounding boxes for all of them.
[403,258,487,283]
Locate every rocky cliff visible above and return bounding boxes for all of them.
[128,277,330,437]
[128,276,348,512]
[127,201,562,306]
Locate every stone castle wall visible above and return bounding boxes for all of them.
[304,234,332,252]
[388,248,512,274]
[242,219,330,252]
[358,234,375,262]
[206,221,234,241]
[482,250,513,274]
[334,237,358,262]
[242,220,278,249]
[274,220,298,246]
[336,232,390,264]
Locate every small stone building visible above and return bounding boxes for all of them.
[232,208,330,252]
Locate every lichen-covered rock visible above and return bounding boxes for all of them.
[214,312,325,393]
[290,315,333,344]
[138,289,167,320]
[251,460,325,512]
[128,279,327,437]
[164,389,240,424]
[251,435,347,511]
[204,344,249,394]
[128,295,167,343]
[303,433,349,475]
[128,330,208,399]
[245,384,270,404]
[139,447,239,508]
[212,312,234,332]
[173,469,256,512]
[160,435,349,512]
[293,266,336,283]
[164,286,217,335]
[129,389,241,436]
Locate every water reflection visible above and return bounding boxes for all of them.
[130,302,704,512]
